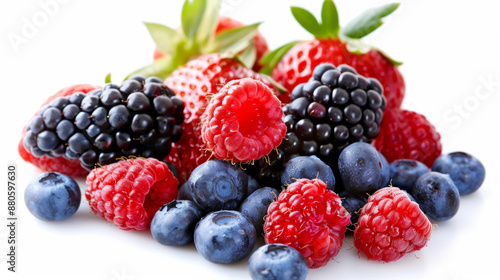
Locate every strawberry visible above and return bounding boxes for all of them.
[261,0,405,109]
[163,53,281,184]
[19,84,99,177]
[129,0,266,80]
[371,108,442,168]
[153,15,269,72]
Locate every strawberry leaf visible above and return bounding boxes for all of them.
[342,3,400,39]
[321,0,339,38]
[104,73,112,84]
[181,0,207,41]
[206,23,261,55]
[196,0,221,44]
[259,41,301,75]
[144,22,181,57]
[235,41,256,70]
[291,6,324,38]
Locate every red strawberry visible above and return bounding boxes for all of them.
[130,0,265,80]
[18,84,99,177]
[261,0,404,108]
[200,78,286,162]
[372,108,442,168]
[85,157,178,231]
[164,53,280,184]
[354,187,432,262]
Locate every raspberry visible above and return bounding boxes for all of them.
[85,157,178,230]
[201,78,286,163]
[354,187,432,262]
[19,84,99,177]
[372,108,442,167]
[264,178,350,268]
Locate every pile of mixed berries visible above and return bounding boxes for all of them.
[20,1,486,279]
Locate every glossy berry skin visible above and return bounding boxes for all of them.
[164,54,282,185]
[354,187,432,262]
[338,142,385,195]
[432,152,485,195]
[23,77,184,171]
[281,63,386,162]
[378,152,391,188]
[248,244,308,280]
[24,172,81,221]
[281,155,335,190]
[372,108,442,168]
[150,200,204,246]
[187,159,248,213]
[412,172,460,221]
[19,84,99,177]
[85,158,178,230]
[390,159,429,192]
[194,210,256,264]
[272,39,405,108]
[339,191,368,232]
[239,187,279,236]
[264,179,350,268]
[201,78,286,163]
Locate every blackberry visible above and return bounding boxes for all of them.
[281,63,386,163]
[23,75,184,170]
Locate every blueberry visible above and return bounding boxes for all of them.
[177,183,193,201]
[248,244,308,280]
[150,200,204,246]
[246,175,261,196]
[194,210,256,264]
[24,172,81,221]
[281,156,335,190]
[338,142,384,194]
[239,187,279,236]
[340,192,368,232]
[432,152,485,195]
[187,159,248,212]
[412,172,460,221]
[390,159,429,192]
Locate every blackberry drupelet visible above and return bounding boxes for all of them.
[281,63,386,163]
[23,75,184,170]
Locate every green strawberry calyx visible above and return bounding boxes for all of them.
[126,0,261,80]
[260,0,401,75]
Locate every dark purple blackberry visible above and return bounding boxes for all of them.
[281,63,386,163]
[23,75,184,170]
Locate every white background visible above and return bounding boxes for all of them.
[1,0,500,279]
